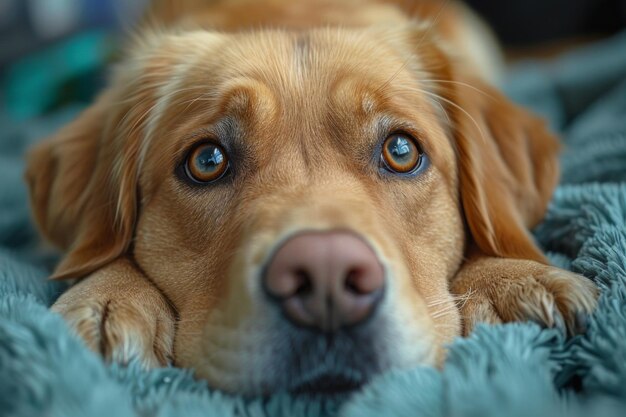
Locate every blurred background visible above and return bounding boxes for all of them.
[0,0,147,122]
[0,0,625,131]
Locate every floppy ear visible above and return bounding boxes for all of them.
[26,29,224,280]
[444,74,560,264]
[407,25,559,263]
[25,89,139,279]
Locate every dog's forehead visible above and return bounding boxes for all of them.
[153,28,422,109]
[226,29,410,79]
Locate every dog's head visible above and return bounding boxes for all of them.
[26,25,559,395]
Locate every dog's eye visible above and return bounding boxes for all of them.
[185,143,229,183]
[380,133,422,174]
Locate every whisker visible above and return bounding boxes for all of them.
[420,79,493,99]
[430,304,459,317]
[428,290,478,318]
[425,291,475,307]
[406,86,487,145]
[455,287,477,309]
[423,94,452,125]
[178,90,219,112]
[432,311,457,319]
[426,299,454,308]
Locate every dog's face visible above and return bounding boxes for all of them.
[133,29,467,395]
[26,26,559,396]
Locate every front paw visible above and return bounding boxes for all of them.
[452,259,598,336]
[51,262,176,368]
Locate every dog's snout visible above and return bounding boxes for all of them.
[263,232,385,331]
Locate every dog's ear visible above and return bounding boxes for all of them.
[443,74,560,263]
[25,89,139,279]
[407,27,559,263]
[26,31,224,280]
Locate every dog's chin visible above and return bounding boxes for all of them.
[268,315,394,398]
[195,300,440,398]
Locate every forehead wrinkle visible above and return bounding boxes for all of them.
[226,35,327,160]
[227,30,380,122]
[329,74,393,131]
[237,31,351,112]
[214,79,279,123]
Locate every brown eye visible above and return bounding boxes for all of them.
[185,143,229,183]
[381,133,422,174]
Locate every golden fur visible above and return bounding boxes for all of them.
[25,0,597,395]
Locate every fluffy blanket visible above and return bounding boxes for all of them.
[1,32,626,417]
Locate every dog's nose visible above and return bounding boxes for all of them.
[263,232,385,331]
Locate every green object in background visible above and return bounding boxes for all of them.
[2,30,114,120]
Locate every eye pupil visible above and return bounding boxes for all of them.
[381,134,421,174]
[186,143,229,183]
[390,137,411,157]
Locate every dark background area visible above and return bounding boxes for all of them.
[467,0,626,46]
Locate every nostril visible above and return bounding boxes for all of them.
[265,267,314,300]
[344,267,383,296]
[293,268,314,297]
[345,268,366,295]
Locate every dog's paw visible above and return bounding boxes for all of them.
[453,258,598,336]
[51,262,176,368]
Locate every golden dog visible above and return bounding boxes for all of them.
[25,0,597,396]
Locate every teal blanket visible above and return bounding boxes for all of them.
[2,32,626,417]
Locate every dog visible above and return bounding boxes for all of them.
[25,0,598,396]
